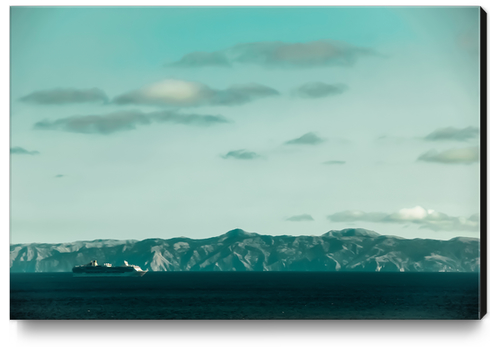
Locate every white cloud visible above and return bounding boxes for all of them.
[113,79,279,107]
[141,79,211,104]
[385,206,428,221]
[417,146,479,164]
[328,206,479,232]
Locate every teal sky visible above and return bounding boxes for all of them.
[10,7,481,244]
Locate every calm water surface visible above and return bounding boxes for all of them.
[10,272,480,320]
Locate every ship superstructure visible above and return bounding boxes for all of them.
[72,260,147,277]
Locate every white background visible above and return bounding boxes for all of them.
[3,1,489,346]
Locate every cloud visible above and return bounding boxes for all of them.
[10,147,40,155]
[171,40,376,68]
[212,83,279,106]
[285,132,325,145]
[20,88,108,105]
[419,212,480,232]
[34,110,150,134]
[383,206,430,222]
[112,79,279,107]
[150,110,230,126]
[328,210,388,223]
[424,126,479,141]
[34,110,229,135]
[293,82,348,98]
[417,146,479,164]
[170,51,231,67]
[113,80,212,107]
[55,174,65,178]
[327,206,480,232]
[221,149,260,160]
[323,160,346,165]
[286,214,314,222]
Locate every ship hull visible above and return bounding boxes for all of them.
[72,271,147,277]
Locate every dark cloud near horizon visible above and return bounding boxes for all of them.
[10,147,40,155]
[327,207,479,232]
[286,214,314,222]
[424,126,479,141]
[294,82,348,98]
[112,79,279,107]
[323,160,346,165]
[20,88,108,105]
[221,149,260,160]
[417,146,479,164]
[34,110,230,135]
[170,40,376,68]
[285,132,325,145]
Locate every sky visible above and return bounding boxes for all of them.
[10,6,481,244]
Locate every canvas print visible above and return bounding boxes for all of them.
[10,6,485,320]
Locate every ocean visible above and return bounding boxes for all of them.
[10,272,480,320]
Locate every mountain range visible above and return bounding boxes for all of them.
[10,228,480,272]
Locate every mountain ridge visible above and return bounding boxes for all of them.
[10,228,480,273]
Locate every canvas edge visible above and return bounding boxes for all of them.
[479,6,487,320]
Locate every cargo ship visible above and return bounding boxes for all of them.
[72,260,147,277]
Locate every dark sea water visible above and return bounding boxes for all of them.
[10,272,480,320]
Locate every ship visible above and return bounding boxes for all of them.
[72,260,147,277]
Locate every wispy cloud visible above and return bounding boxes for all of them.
[293,82,347,99]
[417,147,479,164]
[285,132,325,145]
[112,79,279,107]
[286,214,314,222]
[10,147,40,155]
[212,83,280,106]
[328,210,388,223]
[170,51,231,67]
[221,149,260,160]
[424,127,479,142]
[323,160,346,165]
[170,40,376,68]
[328,206,479,232]
[20,88,108,105]
[55,174,65,178]
[34,110,230,135]
[150,111,230,126]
